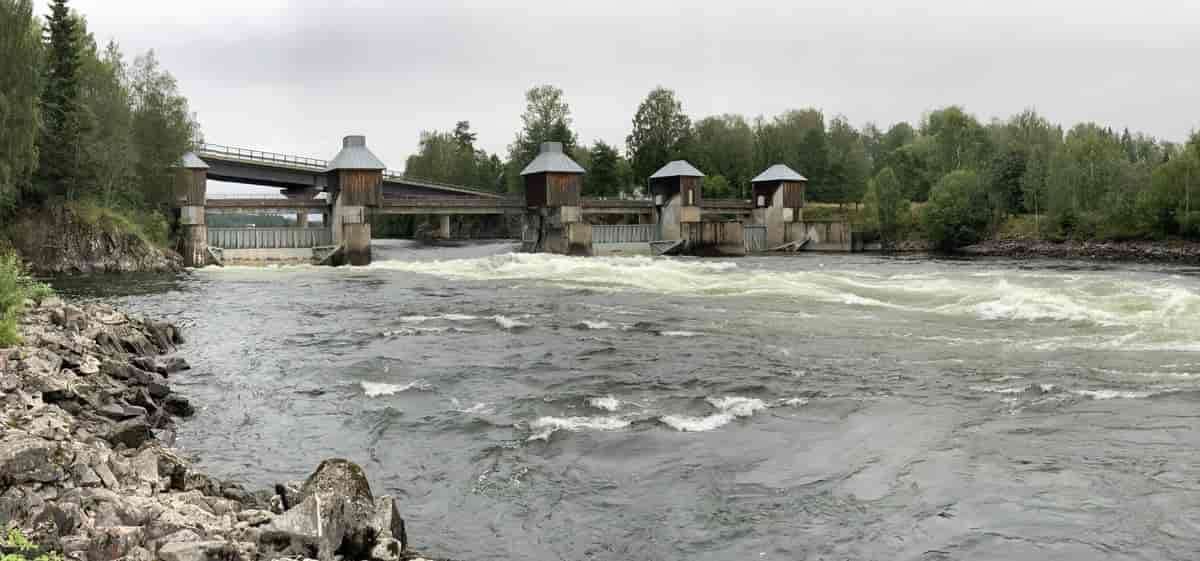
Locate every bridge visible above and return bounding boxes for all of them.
[172,136,853,267]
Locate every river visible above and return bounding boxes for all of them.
[55,240,1200,561]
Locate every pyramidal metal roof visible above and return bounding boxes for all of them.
[751,164,807,183]
[649,160,705,179]
[179,152,209,169]
[325,135,386,171]
[520,142,585,175]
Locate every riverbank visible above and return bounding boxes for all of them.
[0,298,438,561]
[4,205,180,276]
[959,237,1200,264]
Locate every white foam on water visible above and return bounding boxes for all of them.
[492,315,530,330]
[361,380,430,397]
[398,315,434,323]
[586,395,621,411]
[1071,389,1163,400]
[371,252,1200,350]
[577,320,615,330]
[778,397,809,407]
[660,330,702,338]
[658,396,768,433]
[527,416,631,441]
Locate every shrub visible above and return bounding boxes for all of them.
[0,250,53,347]
[0,528,64,561]
[921,170,991,249]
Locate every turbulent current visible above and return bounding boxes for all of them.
[59,240,1200,560]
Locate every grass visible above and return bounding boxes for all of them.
[0,248,53,347]
[65,199,171,249]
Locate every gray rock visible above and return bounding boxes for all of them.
[130,367,171,398]
[163,394,196,418]
[95,461,119,489]
[0,436,68,484]
[236,509,274,527]
[157,540,242,561]
[73,463,103,487]
[371,496,407,553]
[260,459,379,561]
[162,356,191,373]
[106,418,153,449]
[87,525,144,561]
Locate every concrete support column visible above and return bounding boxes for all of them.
[179,205,207,267]
[754,187,787,247]
[332,196,370,265]
[438,215,451,239]
[297,212,309,228]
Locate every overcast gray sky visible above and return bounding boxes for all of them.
[48,0,1200,174]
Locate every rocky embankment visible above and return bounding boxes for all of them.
[0,299,437,561]
[5,206,180,275]
[961,238,1200,264]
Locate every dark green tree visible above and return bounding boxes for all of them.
[128,50,198,211]
[689,114,755,198]
[584,141,626,197]
[922,169,991,249]
[627,86,691,186]
[862,166,909,246]
[37,0,85,200]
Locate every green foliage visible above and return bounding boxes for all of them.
[0,528,64,561]
[0,0,41,210]
[627,86,691,185]
[405,121,504,192]
[582,141,628,197]
[0,249,52,347]
[825,115,871,205]
[753,109,829,199]
[506,85,576,192]
[701,175,735,199]
[922,170,991,249]
[35,0,85,201]
[689,114,755,198]
[66,199,169,248]
[862,167,909,246]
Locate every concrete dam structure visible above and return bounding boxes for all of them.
[171,136,857,267]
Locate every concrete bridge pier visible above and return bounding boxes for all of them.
[438,215,451,239]
[174,153,211,267]
[296,212,309,228]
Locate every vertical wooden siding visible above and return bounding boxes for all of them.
[337,170,382,206]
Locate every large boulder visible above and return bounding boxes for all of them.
[156,540,242,561]
[259,458,402,561]
[105,418,153,449]
[0,435,69,485]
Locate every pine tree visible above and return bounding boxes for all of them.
[37,0,85,200]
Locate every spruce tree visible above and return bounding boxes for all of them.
[37,0,84,200]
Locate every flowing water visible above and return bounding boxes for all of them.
[57,240,1200,561]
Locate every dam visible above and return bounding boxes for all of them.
[173,138,858,266]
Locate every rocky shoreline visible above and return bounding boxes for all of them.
[960,238,1200,264]
[0,299,441,561]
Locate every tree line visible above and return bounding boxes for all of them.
[0,0,197,240]
[406,84,1199,246]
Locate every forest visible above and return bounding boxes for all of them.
[408,85,1199,248]
[0,0,197,246]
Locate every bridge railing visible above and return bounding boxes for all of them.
[208,228,332,249]
[197,143,328,169]
[592,224,657,244]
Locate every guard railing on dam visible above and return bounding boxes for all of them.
[207,228,333,249]
[591,224,658,243]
